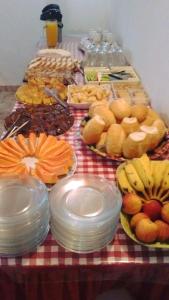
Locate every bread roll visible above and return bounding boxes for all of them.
[92,107,116,130]
[140,125,160,150]
[88,101,109,118]
[106,124,126,156]
[83,115,105,145]
[96,132,107,152]
[131,104,148,122]
[122,132,148,158]
[153,119,166,141]
[121,117,139,135]
[141,108,160,126]
[109,98,131,121]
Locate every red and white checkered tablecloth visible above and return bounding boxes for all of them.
[1,108,169,267]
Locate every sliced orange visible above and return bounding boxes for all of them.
[35,133,48,156]
[28,132,37,156]
[17,134,30,155]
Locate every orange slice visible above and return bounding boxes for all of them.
[17,134,30,155]
[28,132,37,156]
[0,140,24,158]
[35,133,48,156]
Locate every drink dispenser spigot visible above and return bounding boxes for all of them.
[40,4,63,48]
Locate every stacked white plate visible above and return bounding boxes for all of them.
[49,175,122,253]
[0,176,49,256]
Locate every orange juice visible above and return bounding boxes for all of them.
[45,21,58,48]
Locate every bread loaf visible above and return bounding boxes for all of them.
[153,119,166,141]
[92,107,116,130]
[82,116,105,145]
[122,131,148,158]
[131,104,148,122]
[109,98,131,121]
[140,125,160,150]
[106,124,126,156]
[121,117,139,135]
[96,132,107,152]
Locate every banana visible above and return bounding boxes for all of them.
[151,160,169,198]
[116,165,135,194]
[132,157,154,193]
[158,164,169,198]
[124,162,149,199]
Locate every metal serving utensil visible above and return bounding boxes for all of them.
[44,87,68,109]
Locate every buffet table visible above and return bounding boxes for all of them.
[0,40,169,300]
[0,87,169,300]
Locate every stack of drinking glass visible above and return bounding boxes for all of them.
[0,176,49,256]
[50,175,122,253]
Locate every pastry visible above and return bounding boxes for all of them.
[122,132,148,158]
[131,104,148,122]
[109,98,131,121]
[140,125,160,150]
[82,116,105,145]
[121,117,139,135]
[92,107,116,130]
[106,124,126,156]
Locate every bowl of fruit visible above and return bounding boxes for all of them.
[117,154,169,247]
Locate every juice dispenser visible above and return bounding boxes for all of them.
[40,4,63,48]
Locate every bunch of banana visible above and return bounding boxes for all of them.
[116,153,169,202]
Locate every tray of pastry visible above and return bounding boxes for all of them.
[113,82,150,105]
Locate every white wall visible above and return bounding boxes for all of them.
[109,0,169,124]
[0,0,112,84]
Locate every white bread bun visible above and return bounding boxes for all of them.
[106,124,126,156]
[140,125,160,150]
[83,116,105,145]
[96,132,107,152]
[109,98,131,121]
[88,101,109,118]
[92,107,116,130]
[121,117,139,135]
[153,119,166,141]
[122,131,148,158]
[131,104,148,122]
[141,108,160,126]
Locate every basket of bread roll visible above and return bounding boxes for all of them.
[117,154,169,248]
[80,98,168,162]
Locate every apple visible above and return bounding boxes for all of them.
[130,212,149,230]
[135,219,158,243]
[143,200,161,221]
[161,203,169,224]
[155,220,169,242]
[122,193,142,215]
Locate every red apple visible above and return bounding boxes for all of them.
[143,200,161,221]
[161,203,169,224]
[155,220,169,242]
[130,212,149,230]
[135,219,158,243]
[122,193,142,215]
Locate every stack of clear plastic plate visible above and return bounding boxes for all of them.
[49,175,122,253]
[0,176,49,257]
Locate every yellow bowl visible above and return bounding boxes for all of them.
[120,212,169,249]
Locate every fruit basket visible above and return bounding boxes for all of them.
[117,154,169,247]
